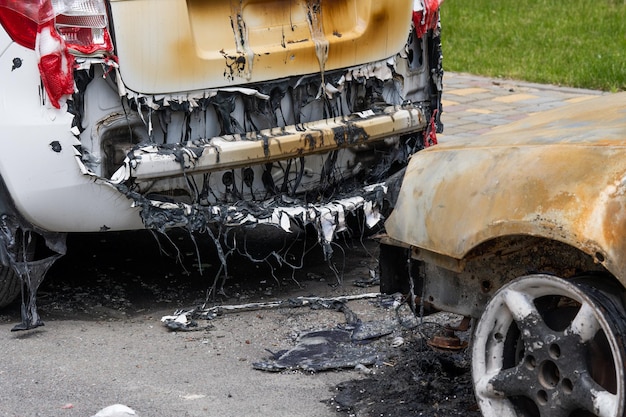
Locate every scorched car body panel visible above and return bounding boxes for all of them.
[386,92,626,285]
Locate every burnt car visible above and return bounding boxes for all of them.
[0,0,443,329]
[382,92,626,417]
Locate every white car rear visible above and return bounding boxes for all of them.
[0,0,443,328]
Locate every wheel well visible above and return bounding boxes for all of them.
[422,235,617,317]
[464,235,607,280]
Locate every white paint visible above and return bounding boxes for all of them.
[591,389,618,417]
[567,302,600,342]
[502,289,535,321]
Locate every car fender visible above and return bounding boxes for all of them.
[385,92,626,282]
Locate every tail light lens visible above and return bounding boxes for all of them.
[0,1,54,49]
[53,0,111,53]
[0,0,111,54]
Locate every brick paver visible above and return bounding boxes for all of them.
[439,72,604,141]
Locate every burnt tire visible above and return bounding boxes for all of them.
[0,265,21,308]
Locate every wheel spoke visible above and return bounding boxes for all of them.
[502,288,539,322]
[575,373,620,417]
[474,369,532,400]
[488,366,535,398]
[567,302,601,342]
[592,390,620,417]
[474,371,503,399]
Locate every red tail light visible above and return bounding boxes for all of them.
[54,0,112,54]
[413,0,443,38]
[0,0,54,49]
[0,0,112,53]
[0,0,114,109]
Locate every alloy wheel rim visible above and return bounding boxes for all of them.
[472,274,626,417]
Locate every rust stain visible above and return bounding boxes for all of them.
[385,91,626,280]
[421,148,621,254]
[602,200,625,246]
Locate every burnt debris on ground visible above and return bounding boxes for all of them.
[3,230,379,323]
[160,291,406,371]
[329,339,481,417]
[160,292,382,329]
[0,233,481,416]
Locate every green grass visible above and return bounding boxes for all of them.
[441,0,626,91]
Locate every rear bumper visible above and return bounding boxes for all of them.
[111,104,426,183]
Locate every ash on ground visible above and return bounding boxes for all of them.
[329,338,481,417]
[2,231,484,417]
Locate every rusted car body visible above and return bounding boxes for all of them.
[0,0,443,329]
[383,92,626,417]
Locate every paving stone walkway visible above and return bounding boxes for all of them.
[439,72,606,141]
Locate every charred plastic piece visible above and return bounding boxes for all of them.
[0,215,66,331]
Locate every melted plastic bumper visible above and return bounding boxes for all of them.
[111,104,426,183]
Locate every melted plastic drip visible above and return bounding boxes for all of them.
[229,0,254,80]
[68,26,440,313]
[0,216,67,332]
[116,179,387,302]
[12,255,62,331]
[305,0,329,98]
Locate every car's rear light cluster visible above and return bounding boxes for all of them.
[53,0,112,54]
[0,0,114,109]
[0,1,51,49]
[413,0,443,38]
[0,0,112,53]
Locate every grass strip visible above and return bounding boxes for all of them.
[442,0,626,91]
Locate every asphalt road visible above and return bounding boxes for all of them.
[0,231,389,417]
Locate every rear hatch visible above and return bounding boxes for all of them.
[108,0,413,94]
